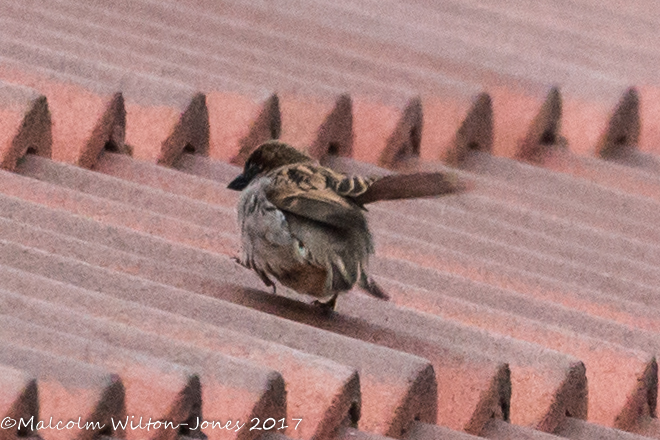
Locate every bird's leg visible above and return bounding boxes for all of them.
[232,256,277,294]
[313,292,339,313]
[255,268,277,294]
[255,271,276,293]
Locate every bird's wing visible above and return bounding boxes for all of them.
[265,164,370,229]
[265,165,463,226]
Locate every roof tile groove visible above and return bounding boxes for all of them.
[76,92,127,169]
[0,341,125,440]
[3,1,660,439]
[0,81,51,172]
[0,264,359,440]
[555,417,659,440]
[0,313,201,440]
[0,167,239,254]
[0,239,432,438]
[0,279,285,440]
[86,151,660,434]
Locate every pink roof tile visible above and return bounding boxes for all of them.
[555,417,657,440]
[480,418,566,439]
[426,92,493,166]
[0,81,50,171]
[0,314,199,440]
[0,271,285,440]
[4,1,660,439]
[542,150,660,201]
[0,70,116,165]
[0,341,124,440]
[0,365,36,434]
[638,85,660,155]
[351,98,409,165]
[0,237,433,438]
[0,257,358,440]
[207,92,279,163]
[279,94,340,155]
[1,167,238,254]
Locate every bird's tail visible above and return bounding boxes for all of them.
[359,273,390,300]
[353,171,466,205]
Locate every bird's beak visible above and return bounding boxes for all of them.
[227,173,251,190]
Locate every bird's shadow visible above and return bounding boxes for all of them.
[202,282,394,343]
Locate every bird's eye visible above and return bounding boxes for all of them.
[249,163,262,174]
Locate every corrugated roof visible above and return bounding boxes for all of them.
[1,1,660,440]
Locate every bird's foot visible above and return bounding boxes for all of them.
[231,256,248,268]
[254,268,277,294]
[313,293,338,313]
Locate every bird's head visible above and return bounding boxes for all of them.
[227,140,313,190]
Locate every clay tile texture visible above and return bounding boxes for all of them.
[2,1,660,440]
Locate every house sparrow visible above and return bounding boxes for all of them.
[228,140,463,310]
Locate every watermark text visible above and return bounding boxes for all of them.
[2,416,302,432]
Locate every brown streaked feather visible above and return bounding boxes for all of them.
[331,174,377,199]
[265,164,368,229]
[352,172,464,205]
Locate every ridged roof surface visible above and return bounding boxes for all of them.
[1,1,660,440]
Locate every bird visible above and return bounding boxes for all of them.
[227,140,464,311]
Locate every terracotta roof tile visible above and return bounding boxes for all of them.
[0,166,238,254]
[369,257,652,427]
[0,365,36,431]
[0,238,432,437]
[18,155,233,230]
[208,92,279,163]
[2,1,660,439]
[402,422,484,440]
[0,340,124,440]
[541,151,660,200]
[480,418,567,439]
[555,417,658,440]
[0,314,200,440]
[0,217,359,440]
[0,81,50,171]
[0,266,285,440]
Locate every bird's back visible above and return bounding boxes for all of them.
[237,166,374,298]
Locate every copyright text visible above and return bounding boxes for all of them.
[1,416,303,432]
